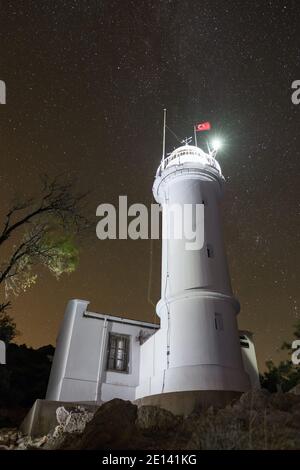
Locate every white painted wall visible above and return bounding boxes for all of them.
[46,300,158,403]
[0,340,5,365]
[240,331,261,389]
[139,145,251,398]
[47,300,260,403]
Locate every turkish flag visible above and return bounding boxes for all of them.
[195,121,211,131]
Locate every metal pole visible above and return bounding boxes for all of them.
[194,125,198,147]
[162,108,167,164]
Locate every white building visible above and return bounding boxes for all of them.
[46,299,158,404]
[0,340,5,365]
[47,144,260,414]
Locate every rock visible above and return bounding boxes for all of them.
[16,436,30,450]
[61,399,139,450]
[184,390,300,450]
[136,406,180,433]
[236,389,271,411]
[290,410,300,429]
[265,410,293,427]
[5,390,300,450]
[270,392,300,412]
[33,435,48,448]
[289,383,300,395]
[0,428,19,448]
[43,406,95,449]
[185,410,246,450]
[56,406,70,425]
[53,405,94,437]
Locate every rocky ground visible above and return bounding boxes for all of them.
[1,388,300,450]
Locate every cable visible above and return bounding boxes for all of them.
[166,125,182,144]
[147,195,159,326]
[161,188,171,393]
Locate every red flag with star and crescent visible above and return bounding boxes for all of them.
[195,121,211,131]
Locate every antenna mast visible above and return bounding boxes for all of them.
[162,108,167,162]
[194,125,198,147]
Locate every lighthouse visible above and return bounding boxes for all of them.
[135,140,251,412]
[45,125,257,419]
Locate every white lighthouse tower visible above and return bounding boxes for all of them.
[44,122,257,421]
[136,138,251,412]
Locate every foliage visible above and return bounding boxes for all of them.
[41,229,79,278]
[0,176,89,332]
[0,343,55,408]
[0,308,18,343]
[0,176,88,299]
[260,320,300,392]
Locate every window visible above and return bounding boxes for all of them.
[106,333,130,373]
[215,313,224,331]
[240,341,250,349]
[207,244,214,258]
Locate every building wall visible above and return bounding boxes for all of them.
[46,299,158,403]
[159,177,233,298]
[0,340,5,365]
[151,161,251,396]
[47,299,260,404]
[240,331,261,389]
[136,326,261,400]
[136,328,167,398]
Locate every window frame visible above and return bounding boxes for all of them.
[106,332,130,374]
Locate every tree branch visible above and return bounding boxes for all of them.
[0,176,89,247]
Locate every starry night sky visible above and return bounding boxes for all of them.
[0,0,299,370]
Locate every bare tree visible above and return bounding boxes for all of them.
[0,175,90,307]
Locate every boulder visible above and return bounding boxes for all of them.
[53,406,94,436]
[289,383,300,395]
[136,406,180,433]
[7,390,300,450]
[62,399,140,450]
[289,410,300,430]
[0,427,18,448]
[235,388,271,411]
[270,392,300,412]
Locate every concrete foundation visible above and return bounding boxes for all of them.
[134,390,241,416]
[20,399,99,438]
[21,389,241,438]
